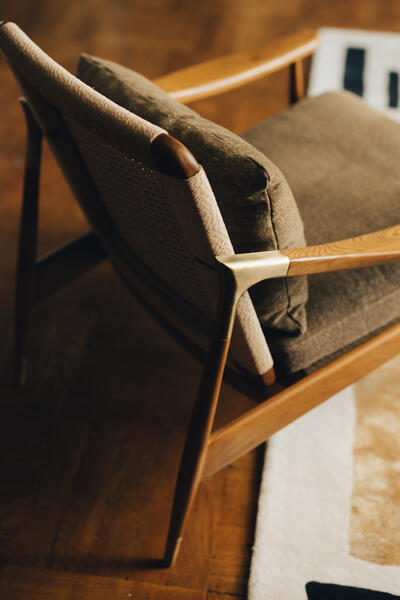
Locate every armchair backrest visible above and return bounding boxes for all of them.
[0,22,273,378]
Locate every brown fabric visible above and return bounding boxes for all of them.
[0,22,273,376]
[77,53,308,336]
[242,91,400,374]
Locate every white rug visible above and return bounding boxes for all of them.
[248,27,400,600]
[248,376,400,600]
[308,27,400,121]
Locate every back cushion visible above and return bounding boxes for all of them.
[77,54,308,335]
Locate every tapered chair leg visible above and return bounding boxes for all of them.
[163,272,237,568]
[14,98,42,387]
[289,60,305,104]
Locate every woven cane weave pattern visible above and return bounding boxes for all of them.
[66,116,211,316]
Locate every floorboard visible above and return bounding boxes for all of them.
[0,565,203,599]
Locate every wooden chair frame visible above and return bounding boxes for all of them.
[10,26,400,568]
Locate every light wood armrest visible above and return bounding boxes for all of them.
[284,224,400,276]
[216,225,400,298]
[153,29,319,104]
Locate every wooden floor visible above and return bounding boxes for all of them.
[1,1,400,598]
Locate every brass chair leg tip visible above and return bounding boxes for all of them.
[163,537,183,568]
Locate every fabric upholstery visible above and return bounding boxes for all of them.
[242,91,400,374]
[0,22,273,376]
[77,53,308,336]
[67,113,273,374]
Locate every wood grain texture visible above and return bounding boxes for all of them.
[1,1,400,599]
[203,321,400,479]
[154,29,318,103]
[151,133,200,179]
[163,334,231,567]
[207,450,264,596]
[0,565,203,599]
[285,224,400,276]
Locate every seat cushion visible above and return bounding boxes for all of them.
[77,53,308,336]
[242,91,400,374]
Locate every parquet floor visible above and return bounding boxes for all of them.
[0,1,400,598]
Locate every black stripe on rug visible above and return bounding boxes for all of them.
[389,72,399,107]
[306,582,400,600]
[344,47,365,96]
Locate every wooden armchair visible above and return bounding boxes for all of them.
[0,22,399,569]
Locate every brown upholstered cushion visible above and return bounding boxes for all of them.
[77,54,308,336]
[242,91,400,374]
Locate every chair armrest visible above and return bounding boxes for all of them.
[284,224,400,276]
[216,225,400,299]
[153,29,319,104]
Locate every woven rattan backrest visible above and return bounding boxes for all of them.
[0,22,273,377]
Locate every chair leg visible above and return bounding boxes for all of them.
[14,99,42,386]
[162,418,203,567]
[163,274,237,568]
[289,60,305,104]
[163,337,231,568]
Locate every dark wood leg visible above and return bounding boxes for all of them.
[289,60,305,104]
[14,98,42,386]
[163,271,237,568]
